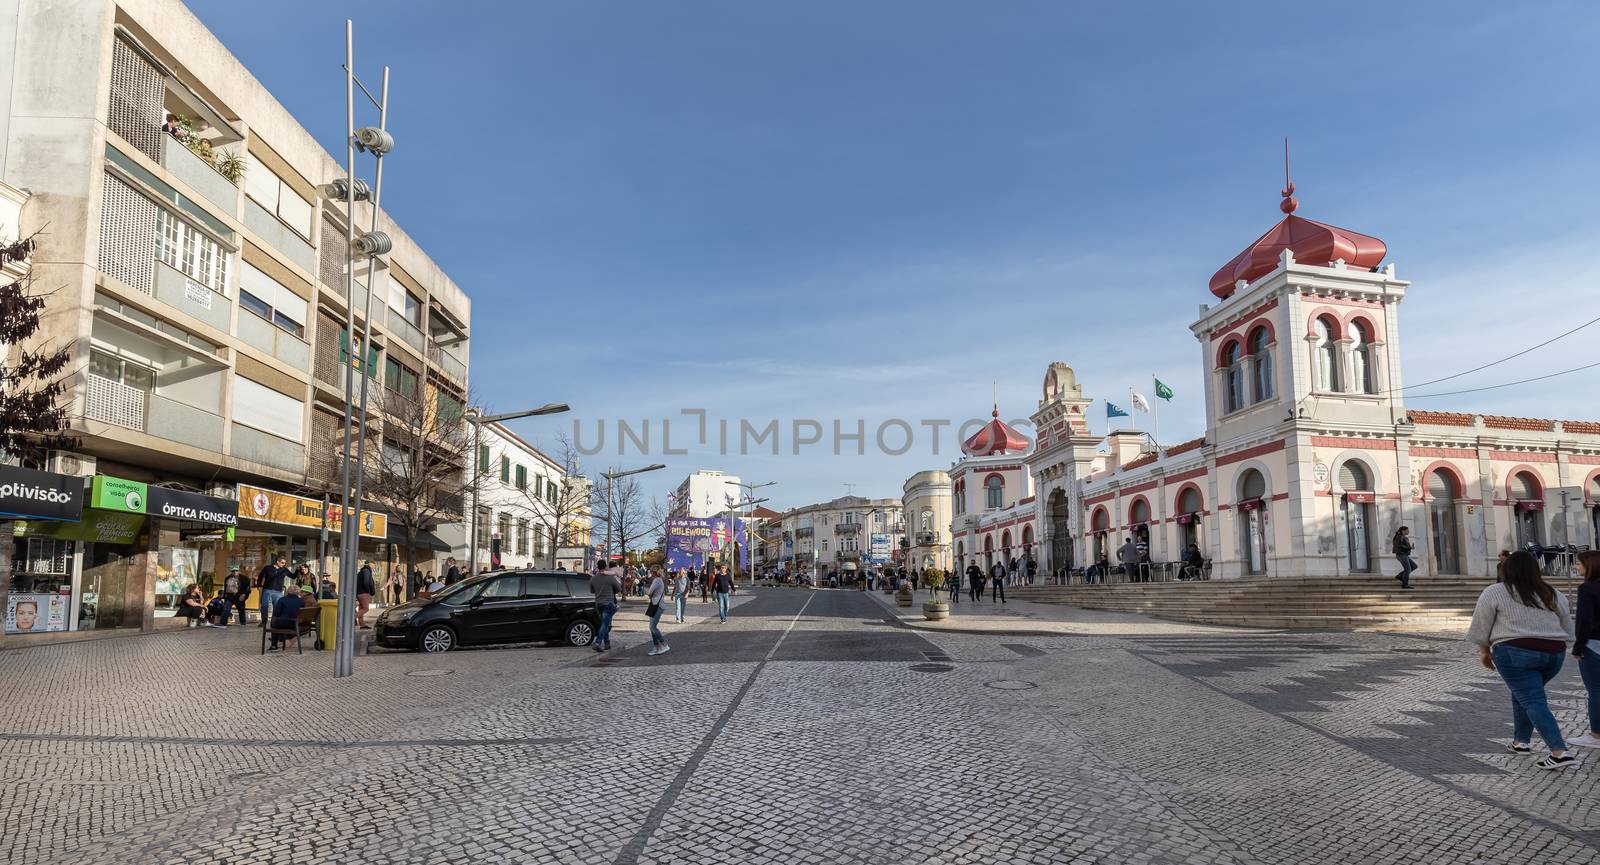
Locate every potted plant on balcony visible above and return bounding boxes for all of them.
[921,568,949,621]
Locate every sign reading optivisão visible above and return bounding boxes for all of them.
[0,465,83,522]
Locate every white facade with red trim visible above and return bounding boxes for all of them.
[1024,216,1600,580]
[948,408,1037,573]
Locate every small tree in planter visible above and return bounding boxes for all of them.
[921,568,949,620]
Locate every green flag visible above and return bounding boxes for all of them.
[1154,378,1174,401]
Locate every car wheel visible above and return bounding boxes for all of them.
[418,624,455,654]
[565,619,595,647]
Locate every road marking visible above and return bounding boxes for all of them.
[764,589,816,662]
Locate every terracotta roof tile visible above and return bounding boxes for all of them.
[1164,437,1206,457]
[1483,415,1554,432]
[1121,453,1158,471]
[1563,420,1600,435]
[1409,410,1475,427]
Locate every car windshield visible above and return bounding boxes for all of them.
[432,580,483,606]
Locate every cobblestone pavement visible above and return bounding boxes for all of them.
[1,590,1596,864]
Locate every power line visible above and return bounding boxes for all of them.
[1397,309,1600,393]
[1405,359,1600,400]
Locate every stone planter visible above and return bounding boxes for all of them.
[896,587,914,607]
[923,599,949,621]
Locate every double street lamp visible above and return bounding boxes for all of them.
[731,480,775,581]
[464,403,570,575]
[601,464,666,569]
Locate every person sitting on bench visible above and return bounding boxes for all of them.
[269,584,307,650]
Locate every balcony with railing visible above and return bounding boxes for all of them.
[427,340,468,385]
[835,522,862,535]
[86,373,225,452]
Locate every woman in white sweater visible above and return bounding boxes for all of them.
[1466,550,1575,770]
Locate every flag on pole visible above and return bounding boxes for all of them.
[1106,401,1130,419]
[1130,391,1151,413]
[1154,378,1174,401]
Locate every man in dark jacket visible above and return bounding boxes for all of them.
[443,557,462,586]
[355,560,377,628]
[256,556,289,629]
[989,560,1007,604]
[966,563,983,602]
[713,565,734,623]
[1393,527,1416,589]
[222,566,248,626]
[1571,555,1600,749]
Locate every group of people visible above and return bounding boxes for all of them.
[587,563,736,656]
[1467,548,1600,771]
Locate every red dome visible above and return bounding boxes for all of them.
[1208,213,1386,299]
[963,407,1030,456]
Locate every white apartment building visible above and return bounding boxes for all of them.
[670,470,744,518]
[435,422,589,575]
[0,0,472,642]
[778,495,904,578]
[902,470,953,573]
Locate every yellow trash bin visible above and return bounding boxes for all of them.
[316,598,339,651]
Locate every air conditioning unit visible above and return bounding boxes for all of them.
[46,451,94,478]
[206,483,239,501]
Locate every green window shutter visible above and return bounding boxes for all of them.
[478,445,490,473]
[499,456,510,483]
[515,465,527,489]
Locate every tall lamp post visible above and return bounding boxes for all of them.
[732,480,775,583]
[601,464,666,568]
[463,404,570,576]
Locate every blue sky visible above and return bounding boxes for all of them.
[189,0,1600,510]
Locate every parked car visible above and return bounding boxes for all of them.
[374,570,598,653]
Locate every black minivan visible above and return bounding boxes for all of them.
[374,570,599,653]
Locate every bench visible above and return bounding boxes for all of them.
[261,605,319,655]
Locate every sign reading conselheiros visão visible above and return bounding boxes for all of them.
[90,476,238,526]
[0,465,84,522]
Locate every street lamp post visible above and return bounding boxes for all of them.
[732,480,775,583]
[601,464,666,569]
[463,404,571,577]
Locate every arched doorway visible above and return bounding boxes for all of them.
[1091,507,1110,565]
[1510,471,1543,547]
[1049,489,1073,573]
[1176,486,1203,552]
[983,534,994,570]
[955,540,965,572]
[1591,475,1600,547]
[1238,469,1268,575]
[1339,461,1374,573]
[1000,530,1013,567]
[1021,524,1034,565]
[1129,498,1151,554]
[1429,469,1461,574]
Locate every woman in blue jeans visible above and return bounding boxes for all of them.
[1466,550,1576,770]
[672,570,688,623]
[1568,550,1600,749]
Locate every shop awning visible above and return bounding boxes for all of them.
[385,524,452,552]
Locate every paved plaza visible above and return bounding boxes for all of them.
[1,589,1597,865]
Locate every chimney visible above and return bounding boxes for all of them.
[1105,429,1149,470]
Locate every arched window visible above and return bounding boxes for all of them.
[1177,486,1202,550]
[1429,468,1461,574]
[1338,461,1373,572]
[1248,326,1273,403]
[1130,498,1150,527]
[985,475,1004,509]
[1223,341,1244,413]
[1350,320,1375,394]
[1238,469,1268,575]
[1314,316,1340,392]
[953,481,965,515]
[919,508,933,532]
[1511,471,1543,546]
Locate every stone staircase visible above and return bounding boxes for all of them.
[1010,576,1582,632]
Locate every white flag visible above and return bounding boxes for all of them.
[1130,391,1151,413]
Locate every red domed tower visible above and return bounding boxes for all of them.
[962,405,1031,456]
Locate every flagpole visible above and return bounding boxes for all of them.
[1152,374,1161,452]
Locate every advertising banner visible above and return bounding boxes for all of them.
[5,592,69,634]
[92,476,238,526]
[15,510,144,544]
[0,465,83,522]
[666,517,747,571]
[237,484,386,538]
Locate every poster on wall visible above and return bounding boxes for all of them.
[5,592,69,634]
[156,548,200,604]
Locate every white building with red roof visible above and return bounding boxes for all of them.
[950,405,1038,576]
[1024,184,1600,581]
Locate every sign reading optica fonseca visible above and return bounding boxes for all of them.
[236,483,386,538]
[90,476,238,526]
[0,465,84,522]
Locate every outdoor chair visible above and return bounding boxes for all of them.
[261,605,319,655]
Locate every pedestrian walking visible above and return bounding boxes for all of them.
[646,568,671,656]
[386,570,404,605]
[222,566,248,626]
[408,567,422,601]
[355,560,377,628]
[589,566,623,652]
[1466,550,1576,770]
[699,566,710,604]
[443,557,462,587]
[1569,550,1600,749]
[948,567,960,603]
[672,569,689,623]
[966,563,983,602]
[714,565,734,623]
[255,556,289,629]
[989,560,1006,604]
[1117,538,1139,582]
[1026,558,1037,586]
[1393,526,1417,589]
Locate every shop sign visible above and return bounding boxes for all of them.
[149,487,238,526]
[237,483,386,538]
[1237,497,1264,511]
[1343,491,1376,504]
[90,476,146,512]
[0,465,84,522]
[16,509,145,544]
[1515,498,1545,511]
[5,592,69,634]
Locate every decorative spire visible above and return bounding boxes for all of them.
[1280,136,1298,214]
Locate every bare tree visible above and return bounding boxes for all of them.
[594,474,661,566]
[514,430,593,568]
[0,236,74,461]
[366,384,482,593]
